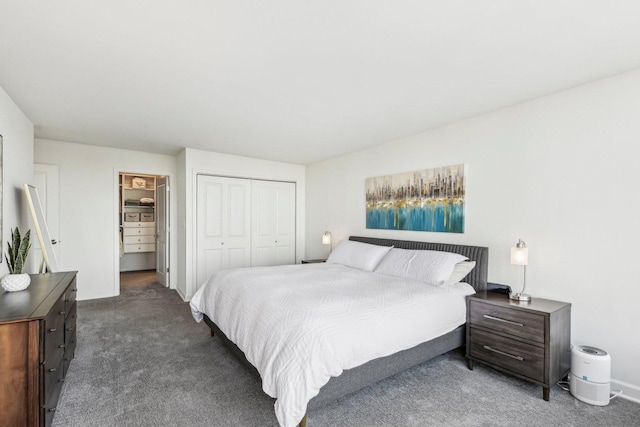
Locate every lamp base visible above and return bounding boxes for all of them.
[509,292,531,302]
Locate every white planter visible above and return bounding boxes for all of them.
[1,273,31,292]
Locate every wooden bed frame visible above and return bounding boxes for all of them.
[201,236,489,426]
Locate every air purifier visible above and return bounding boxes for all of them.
[569,345,611,406]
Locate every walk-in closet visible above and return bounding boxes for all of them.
[119,172,170,287]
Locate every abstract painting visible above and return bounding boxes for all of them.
[366,164,465,233]
[0,135,3,260]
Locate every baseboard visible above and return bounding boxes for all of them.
[611,378,640,404]
[176,286,189,302]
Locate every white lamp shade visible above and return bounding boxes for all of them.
[510,246,528,265]
[322,231,332,245]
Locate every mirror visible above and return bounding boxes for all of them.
[24,184,58,272]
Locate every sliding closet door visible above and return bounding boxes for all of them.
[196,175,251,289]
[251,180,296,266]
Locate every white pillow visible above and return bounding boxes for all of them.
[405,250,468,286]
[326,240,393,272]
[374,248,415,278]
[445,260,476,286]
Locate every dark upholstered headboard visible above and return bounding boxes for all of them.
[349,236,489,292]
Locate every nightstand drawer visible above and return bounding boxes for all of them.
[469,328,544,383]
[469,300,544,343]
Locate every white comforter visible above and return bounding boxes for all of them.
[190,263,475,427]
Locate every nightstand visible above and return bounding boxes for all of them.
[465,292,571,401]
[301,259,326,264]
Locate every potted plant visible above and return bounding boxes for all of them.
[1,227,32,292]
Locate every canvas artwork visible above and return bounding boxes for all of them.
[366,164,465,233]
[0,135,3,260]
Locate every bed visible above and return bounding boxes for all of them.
[191,236,488,427]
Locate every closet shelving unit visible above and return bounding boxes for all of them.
[120,174,157,270]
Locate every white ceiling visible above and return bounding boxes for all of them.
[1,1,640,165]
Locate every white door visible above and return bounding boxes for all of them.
[156,176,169,287]
[196,175,251,290]
[251,180,296,266]
[29,164,60,272]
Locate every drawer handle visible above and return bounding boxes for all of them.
[49,328,57,332]
[49,368,57,372]
[59,311,66,315]
[483,345,524,361]
[48,408,56,413]
[58,378,65,383]
[59,344,66,348]
[483,314,524,327]
[65,357,73,361]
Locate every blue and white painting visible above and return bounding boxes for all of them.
[366,164,465,233]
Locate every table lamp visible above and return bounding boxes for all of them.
[322,231,332,255]
[510,239,531,302]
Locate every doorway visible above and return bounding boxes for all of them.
[118,172,170,291]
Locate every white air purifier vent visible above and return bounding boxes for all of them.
[569,345,611,406]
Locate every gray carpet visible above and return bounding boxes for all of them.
[52,280,640,427]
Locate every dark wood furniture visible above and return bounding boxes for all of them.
[0,271,78,427]
[465,292,571,401]
[300,259,326,264]
[202,236,489,426]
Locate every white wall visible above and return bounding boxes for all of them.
[176,148,305,301]
[306,69,640,401]
[34,139,177,300]
[0,87,34,275]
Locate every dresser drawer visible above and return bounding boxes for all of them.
[469,328,544,383]
[64,279,78,313]
[123,221,155,228]
[43,296,65,364]
[43,355,65,405]
[123,227,155,236]
[64,302,77,375]
[469,300,545,343]
[123,235,155,245]
[124,243,156,253]
[42,358,65,427]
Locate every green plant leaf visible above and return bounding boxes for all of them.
[5,227,31,274]
[14,253,24,275]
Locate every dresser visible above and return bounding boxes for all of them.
[122,221,156,253]
[0,271,78,426]
[465,292,571,400]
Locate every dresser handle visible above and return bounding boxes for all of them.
[59,344,66,348]
[49,368,57,372]
[59,311,66,315]
[49,328,57,332]
[483,314,524,327]
[58,379,65,383]
[48,408,56,413]
[483,345,524,361]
